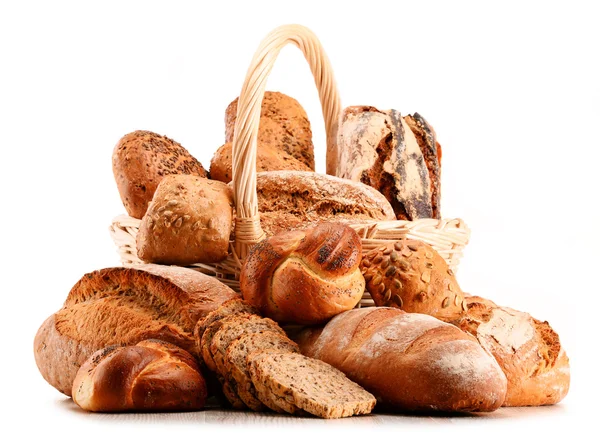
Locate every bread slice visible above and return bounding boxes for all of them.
[210,315,285,376]
[226,332,299,412]
[248,352,376,418]
[201,312,255,372]
[221,378,246,409]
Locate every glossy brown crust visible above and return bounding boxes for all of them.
[112,130,207,219]
[294,307,507,413]
[361,240,464,322]
[72,340,207,412]
[136,175,234,265]
[225,91,314,170]
[240,223,366,325]
[34,265,237,396]
[209,142,311,184]
[453,297,570,406]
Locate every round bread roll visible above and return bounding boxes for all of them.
[112,130,207,219]
[240,223,365,325]
[136,175,233,265]
[72,340,207,412]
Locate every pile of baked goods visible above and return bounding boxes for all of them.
[34,90,569,418]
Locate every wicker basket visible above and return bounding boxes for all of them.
[109,24,470,307]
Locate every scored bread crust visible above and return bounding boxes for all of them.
[34,265,237,396]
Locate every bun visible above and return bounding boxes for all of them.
[293,307,507,412]
[137,175,234,265]
[112,130,207,219]
[72,340,207,412]
[241,223,365,325]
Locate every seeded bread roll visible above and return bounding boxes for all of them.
[293,307,507,412]
[72,340,207,412]
[361,240,464,322]
[225,91,314,170]
[256,171,396,237]
[248,352,376,418]
[112,130,207,219]
[241,223,366,325]
[136,175,234,265]
[34,265,237,396]
[209,142,311,184]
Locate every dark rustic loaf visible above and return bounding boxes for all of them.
[72,340,207,412]
[294,307,507,412]
[34,265,237,396]
[112,130,207,219]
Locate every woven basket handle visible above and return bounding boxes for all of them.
[231,24,341,259]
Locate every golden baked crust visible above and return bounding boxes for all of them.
[112,130,207,219]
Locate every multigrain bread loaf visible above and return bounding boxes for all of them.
[241,223,365,325]
[255,171,396,236]
[293,307,507,412]
[225,91,314,169]
[112,130,207,219]
[34,265,237,396]
[336,106,436,220]
[72,340,207,412]
[360,240,570,406]
[209,142,311,184]
[137,175,234,265]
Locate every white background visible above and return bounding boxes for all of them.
[1,0,598,434]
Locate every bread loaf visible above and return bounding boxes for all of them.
[241,223,366,325]
[209,142,311,184]
[112,130,207,219]
[360,240,570,406]
[293,307,507,412]
[225,91,314,169]
[137,175,234,265]
[336,106,435,220]
[256,171,396,236]
[72,340,207,412]
[34,265,237,396]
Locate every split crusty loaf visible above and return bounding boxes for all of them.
[225,91,314,170]
[248,352,376,418]
[294,307,507,412]
[336,106,434,220]
[360,240,570,406]
[210,141,311,184]
[112,130,207,219]
[72,340,207,412]
[34,265,237,396]
[137,175,234,265]
[256,171,396,236]
[241,223,365,325]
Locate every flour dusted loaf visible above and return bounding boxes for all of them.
[225,91,314,169]
[112,130,207,219]
[294,307,507,412]
[360,239,570,406]
[72,340,207,412]
[241,223,365,325]
[256,171,396,236]
[34,265,237,396]
[336,106,439,220]
[137,175,234,265]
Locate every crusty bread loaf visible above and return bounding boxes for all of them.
[241,223,366,325]
[209,142,311,184]
[336,106,433,220]
[137,175,234,265]
[112,130,207,219]
[248,352,376,418]
[34,265,237,396]
[255,171,396,236]
[225,91,314,170]
[294,307,507,412]
[72,340,207,412]
[361,240,464,322]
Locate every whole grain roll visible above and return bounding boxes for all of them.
[112,130,207,219]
